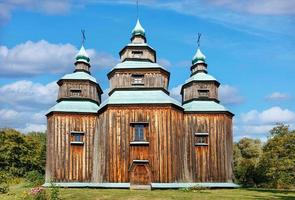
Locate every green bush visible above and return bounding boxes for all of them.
[49,182,61,200]
[25,171,45,187]
[0,171,9,194]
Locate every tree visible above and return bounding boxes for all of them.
[233,138,262,186]
[0,129,46,178]
[258,124,295,189]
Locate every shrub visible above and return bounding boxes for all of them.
[49,182,61,200]
[25,171,45,187]
[0,172,9,194]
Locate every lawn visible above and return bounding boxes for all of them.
[1,183,295,200]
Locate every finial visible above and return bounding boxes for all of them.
[197,32,201,48]
[81,29,86,46]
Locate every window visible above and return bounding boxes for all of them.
[132,50,143,58]
[132,74,144,85]
[70,131,84,145]
[130,122,149,145]
[198,90,209,98]
[70,88,82,97]
[73,134,82,142]
[195,133,209,146]
[134,124,144,141]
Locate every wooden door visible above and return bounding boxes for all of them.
[130,163,151,186]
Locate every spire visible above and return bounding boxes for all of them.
[192,48,206,65]
[75,45,90,65]
[132,19,145,37]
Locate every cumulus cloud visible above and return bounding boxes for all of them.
[169,84,182,102]
[219,85,244,105]
[235,106,295,141]
[0,80,56,132]
[0,80,58,110]
[0,40,117,77]
[266,92,290,101]
[241,107,295,124]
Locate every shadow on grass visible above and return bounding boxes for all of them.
[244,188,295,200]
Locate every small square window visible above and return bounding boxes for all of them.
[132,74,144,85]
[132,51,143,58]
[195,133,209,146]
[198,90,209,98]
[70,88,82,97]
[70,131,84,145]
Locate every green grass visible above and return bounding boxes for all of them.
[1,183,295,200]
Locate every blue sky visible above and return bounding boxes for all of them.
[0,0,295,141]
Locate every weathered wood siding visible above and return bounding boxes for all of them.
[92,105,186,183]
[183,82,218,102]
[45,113,97,182]
[58,81,100,103]
[120,47,155,62]
[109,70,169,92]
[184,113,233,182]
[75,63,90,72]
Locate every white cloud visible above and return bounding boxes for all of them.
[236,106,295,141]
[266,92,290,101]
[219,85,244,105]
[241,107,295,124]
[0,80,58,109]
[0,0,71,22]
[18,123,47,133]
[0,108,47,131]
[169,84,182,102]
[158,58,172,68]
[0,40,117,77]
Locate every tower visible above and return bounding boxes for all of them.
[181,43,234,182]
[45,43,103,183]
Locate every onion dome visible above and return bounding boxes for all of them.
[192,48,206,65]
[132,19,145,37]
[75,45,90,65]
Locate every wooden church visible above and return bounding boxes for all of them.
[45,19,237,189]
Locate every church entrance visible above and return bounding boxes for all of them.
[129,162,151,190]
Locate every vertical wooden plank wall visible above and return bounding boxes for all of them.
[92,105,186,183]
[46,113,97,182]
[184,113,233,182]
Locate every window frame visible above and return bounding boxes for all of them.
[131,74,145,85]
[130,122,149,145]
[70,88,82,97]
[198,89,209,98]
[194,132,209,146]
[70,131,84,145]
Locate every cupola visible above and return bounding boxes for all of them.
[75,45,91,73]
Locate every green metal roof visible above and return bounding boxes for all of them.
[132,19,145,37]
[47,100,99,114]
[100,90,181,108]
[185,72,217,83]
[61,71,97,83]
[183,100,229,112]
[75,45,90,64]
[113,61,167,71]
[192,48,206,65]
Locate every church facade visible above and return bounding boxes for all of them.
[45,19,236,189]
